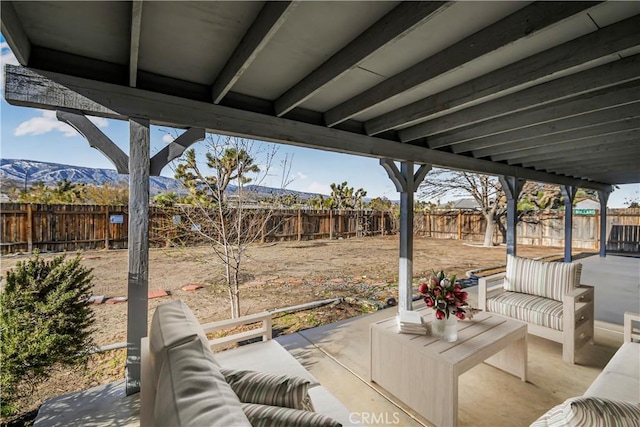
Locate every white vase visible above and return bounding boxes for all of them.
[433,315,458,342]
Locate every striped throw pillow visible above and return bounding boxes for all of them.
[242,403,342,427]
[530,396,640,427]
[222,369,314,411]
[504,255,582,302]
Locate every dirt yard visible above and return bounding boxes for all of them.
[0,235,571,425]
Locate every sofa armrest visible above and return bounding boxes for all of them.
[563,285,594,308]
[624,312,640,343]
[200,311,273,351]
[563,285,594,328]
[478,272,506,311]
[562,285,595,363]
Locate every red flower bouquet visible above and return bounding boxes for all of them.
[418,270,469,320]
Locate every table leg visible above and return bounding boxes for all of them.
[484,333,528,382]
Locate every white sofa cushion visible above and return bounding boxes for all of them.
[584,342,640,402]
[215,340,320,386]
[149,299,214,382]
[155,336,251,427]
[504,255,581,302]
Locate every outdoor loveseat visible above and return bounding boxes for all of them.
[478,255,594,364]
[531,312,640,426]
[140,299,357,426]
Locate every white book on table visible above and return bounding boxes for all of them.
[397,310,429,335]
[398,310,424,325]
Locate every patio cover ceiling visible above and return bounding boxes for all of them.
[2,1,640,191]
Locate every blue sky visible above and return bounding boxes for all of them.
[1,38,638,206]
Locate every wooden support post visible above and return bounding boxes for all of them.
[457,210,462,240]
[297,210,302,241]
[338,210,343,238]
[104,205,110,250]
[561,185,577,262]
[380,211,384,236]
[398,166,414,311]
[380,159,431,312]
[126,118,150,396]
[598,190,611,257]
[499,176,525,257]
[595,210,600,252]
[26,204,33,253]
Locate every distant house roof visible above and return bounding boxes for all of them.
[575,198,600,210]
[439,198,479,210]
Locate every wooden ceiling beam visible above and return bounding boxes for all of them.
[367,14,640,136]
[3,64,613,192]
[427,82,640,150]
[530,146,640,169]
[546,158,640,175]
[129,0,143,87]
[513,137,640,166]
[449,102,640,154]
[473,117,640,161]
[575,171,639,184]
[324,1,599,127]
[274,2,450,117]
[212,1,298,104]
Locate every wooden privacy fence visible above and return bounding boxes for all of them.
[0,203,395,254]
[2,204,639,255]
[415,208,640,252]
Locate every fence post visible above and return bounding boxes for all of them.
[380,211,384,236]
[104,205,110,250]
[297,210,302,241]
[539,215,544,246]
[26,204,33,254]
[329,210,333,240]
[457,210,462,240]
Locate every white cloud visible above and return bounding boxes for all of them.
[304,182,330,194]
[293,171,308,180]
[1,42,19,66]
[14,110,108,137]
[1,42,20,94]
[162,134,174,144]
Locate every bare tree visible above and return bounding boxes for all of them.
[165,133,293,318]
[418,169,590,246]
[418,169,504,246]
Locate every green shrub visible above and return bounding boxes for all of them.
[1,253,96,416]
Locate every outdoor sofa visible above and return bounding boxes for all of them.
[140,299,358,426]
[478,254,594,364]
[531,312,640,426]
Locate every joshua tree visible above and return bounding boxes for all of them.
[169,134,292,318]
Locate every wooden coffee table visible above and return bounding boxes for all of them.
[370,308,527,427]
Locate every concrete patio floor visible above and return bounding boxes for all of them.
[34,254,637,426]
[34,306,626,427]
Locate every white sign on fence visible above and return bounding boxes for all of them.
[110,215,124,224]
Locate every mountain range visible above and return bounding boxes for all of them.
[0,159,323,200]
